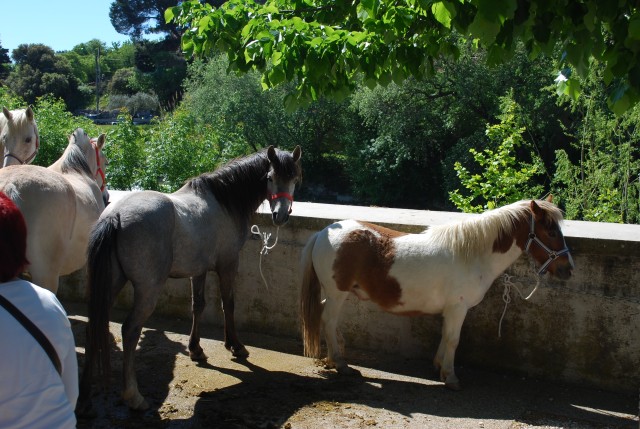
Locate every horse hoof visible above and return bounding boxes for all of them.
[189,349,208,362]
[337,365,361,376]
[445,381,462,391]
[229,345,249,358]
[124,393,149,411]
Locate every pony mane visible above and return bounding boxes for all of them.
[59,143,93,177]
[187,148,300,227]
[429,200,564,260]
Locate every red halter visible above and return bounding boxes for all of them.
[268,192,294,213]
[91,139,106,192]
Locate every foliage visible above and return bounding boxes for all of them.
[5,44,90,111]
[181,55,362,200]
[102,113,147,190]
[0,87,26,110]
[551,64,640,223]
[0,41,10,80]
[140,106,234,192]
[449,92,545,213]
[109,67,139,95]
[30,95,99,167]
[169,0,640,113]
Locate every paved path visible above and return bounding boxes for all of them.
[65,301,638,429]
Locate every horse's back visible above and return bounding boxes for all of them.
[100,190,178,282]
[0,165,76,231]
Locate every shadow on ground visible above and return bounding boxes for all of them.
[65,301,638,429]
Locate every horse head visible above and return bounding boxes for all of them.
[69,128,109,205]
[266,145,302,226]
[1,106,39,167]
[524,197,574,280]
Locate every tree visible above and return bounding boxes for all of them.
[110,0,224,48]
[0,40,10,80]
[449,92,545,213]
[168,0,640,114]
[5,44,90,111]
[551,63,640,224]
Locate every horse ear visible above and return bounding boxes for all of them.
[530,200,545,220]
[97,133,106,149]
[545,194,553,203]
[267,145,277,163]
[25,106,34,121]
[292,145,302,162]
[3,107,12,121]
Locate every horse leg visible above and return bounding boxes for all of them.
[218,262,249,358]
[434,304,468,390]
[121,282,161,410]
[188,273,207,361]
[322,293,358,375]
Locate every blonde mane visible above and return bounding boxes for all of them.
[428,200,564,260]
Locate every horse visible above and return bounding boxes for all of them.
[78,145,302,411]
[0,106,39,167]
[300,198,574,390]
[0,128,108,293]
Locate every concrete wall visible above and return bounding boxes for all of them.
[59,194,640,393]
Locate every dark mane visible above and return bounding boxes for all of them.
[60,144,93,177]
[187,147,300,227]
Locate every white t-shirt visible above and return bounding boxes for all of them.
[0,279,78,429]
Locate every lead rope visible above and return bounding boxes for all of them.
[250,224,280,291]
[498,269,541,338]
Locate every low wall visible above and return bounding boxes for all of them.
[59,194,640,393]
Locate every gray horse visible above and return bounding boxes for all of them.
[79,145,302,411]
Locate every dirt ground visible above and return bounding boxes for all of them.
[64,301,638,429]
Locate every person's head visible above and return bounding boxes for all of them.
[0,191,29,282]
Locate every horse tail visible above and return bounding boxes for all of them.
[300,231,323,358]
[85,214,120,387]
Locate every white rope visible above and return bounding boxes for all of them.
[250,224,279,291]
[498,272,541,338]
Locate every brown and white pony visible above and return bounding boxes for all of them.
[300,198,573,389]
[0,107,39,167]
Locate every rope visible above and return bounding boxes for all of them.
[498,272,541,338]
[250,224,279,291]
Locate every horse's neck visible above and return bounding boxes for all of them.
[484,242,524,281]
[47,158,64,173]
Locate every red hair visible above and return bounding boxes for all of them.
[0,191,29,282]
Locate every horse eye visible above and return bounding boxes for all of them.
[25,137,31,143]
[548,228,558,238]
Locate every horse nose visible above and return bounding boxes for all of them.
[554,264,572,280]
[272,210,289,226]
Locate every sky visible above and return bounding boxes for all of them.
[0,0,133,54]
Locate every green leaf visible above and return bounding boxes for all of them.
[611,94,630,116]
[628,14,640,40]
[468,13,501,45]
[165,7,177,24]
[432,2,453,28]
[361,0,381,17]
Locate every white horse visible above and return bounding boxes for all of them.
[0,106,39,167]
[300,198,574,390]
[0,128,108,293]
